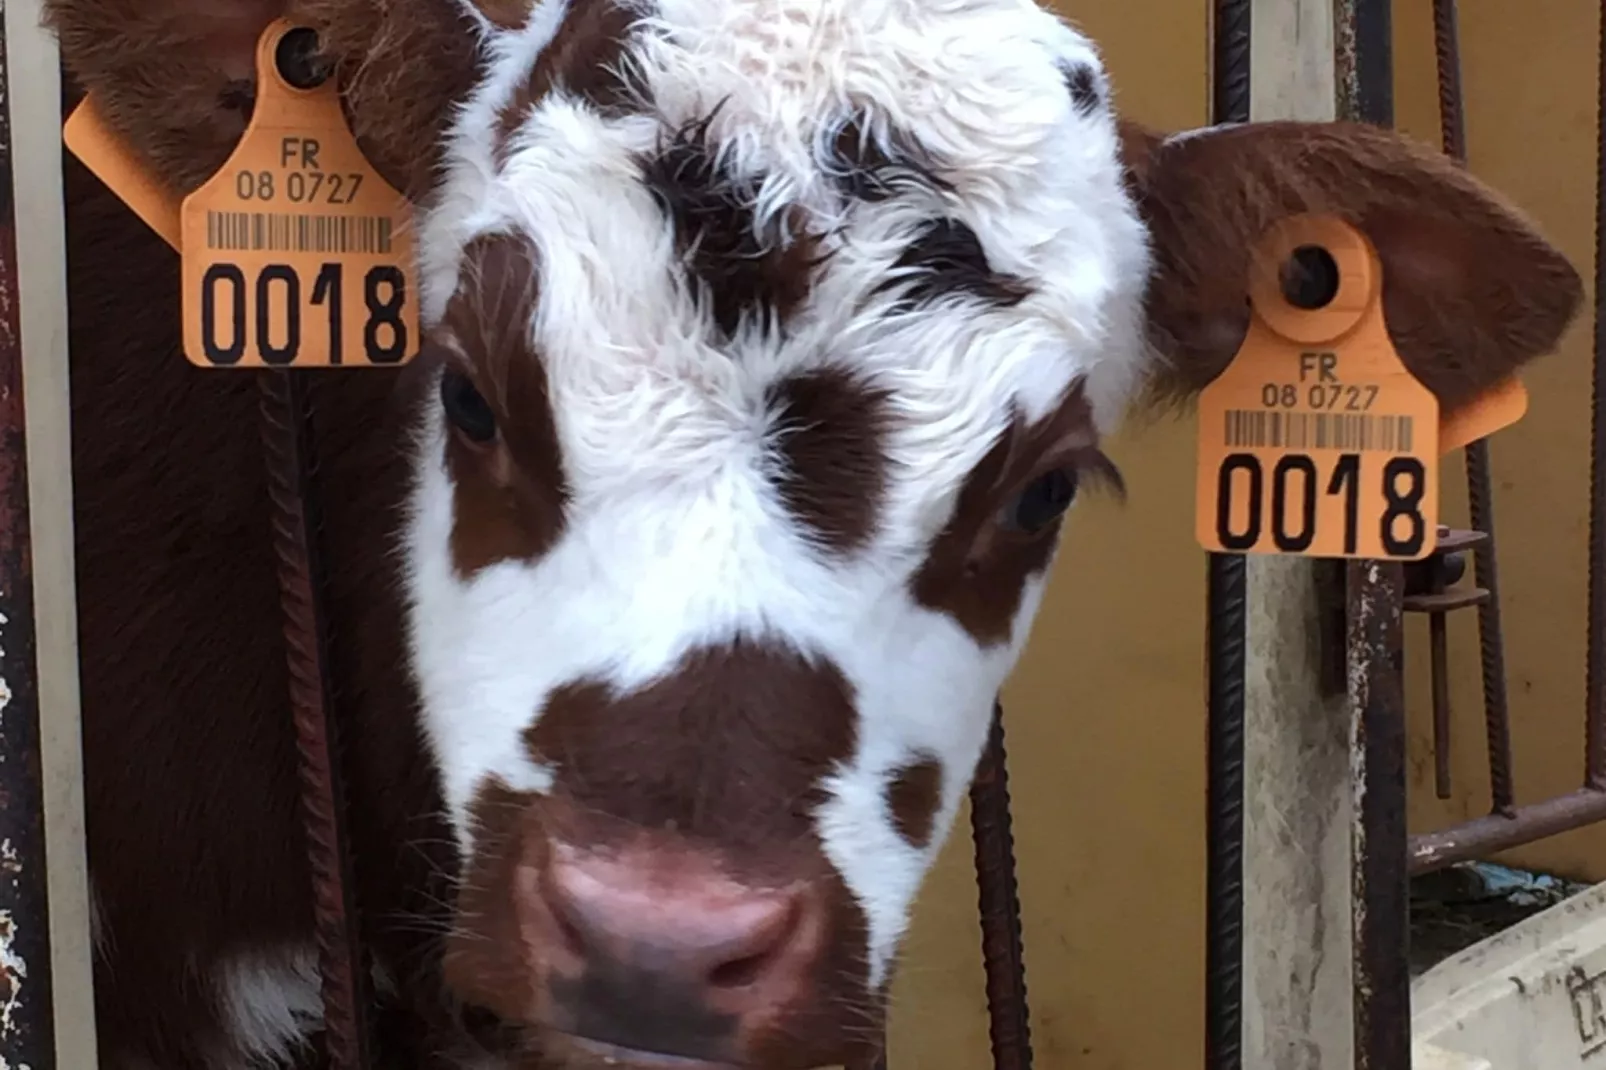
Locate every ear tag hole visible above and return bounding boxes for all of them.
[274,27,331,91]
[1281,245,1341,310]
[1249,217,1377,347]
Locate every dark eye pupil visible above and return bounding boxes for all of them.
[441,371,497,443]
[1005,468,1079,531]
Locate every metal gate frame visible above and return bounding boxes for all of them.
[1404,0,1606,877]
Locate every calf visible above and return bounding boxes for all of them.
[43,0,1583,1067]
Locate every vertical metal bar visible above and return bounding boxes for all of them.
[0,50,56,1063]
[257,370,370,1069]
[969,704,1031,1070]
[1343,0,1393,125]
[1347,562,1412,1070]
[0,0,99,1064]
[1239,4,1352,1068]
[1337,4,1412,1065]
[1433,0,1517,814]
[1431,606,1453,799]
[1585,0,1606,790]
[1204,556,1247,1070]
[1205,11,1252,1070]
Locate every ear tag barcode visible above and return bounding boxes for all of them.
[178,19,420,368]
[1194,214,1440,561]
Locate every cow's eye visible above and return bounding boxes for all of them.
[441,371,497,443]
[998,468,1078,533]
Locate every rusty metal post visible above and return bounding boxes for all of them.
[257,371,370,1069]
[0,0,100,1065]
[969,704,1032,1070]
[1587,0,1606,793]
[1336,3,1413,1067]
[1348,562,1411,1070]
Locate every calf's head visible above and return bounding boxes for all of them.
[50,0,1582,1066]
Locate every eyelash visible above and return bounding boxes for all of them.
[995,451,1124,534]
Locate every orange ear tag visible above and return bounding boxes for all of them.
[178,20,420,368]
[63,94,184,252]
[1194,215,1440,561]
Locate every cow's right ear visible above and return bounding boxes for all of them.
[1117,118,1584,420]
[46,0,504,198]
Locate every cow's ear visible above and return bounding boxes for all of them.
[46,0,504,198]
[1117,119,1584,420]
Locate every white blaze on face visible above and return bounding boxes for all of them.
[402,0,1153,987]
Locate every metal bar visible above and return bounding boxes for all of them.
[1334,0,1393,126]
[1205,6,1251,1068]
[1433,0,1518,815]
[1238,4,1355,1068]
[1212,0,1253,127]
[1431,606,1453,798]
[0,0,99,1064]
[1348,561,1411,1070]
[1336,4,1412,1066]
[1587,0,1606,790]
[1464,454,1516,809]
[257,370,370,1069]
[0,36,55,1063]
[1409,787,1606,874]
[969,704,1031,1070]
[1204,556,1247,1070]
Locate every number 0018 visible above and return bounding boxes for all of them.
[1212,450,1428,558]
[198,261,410,367]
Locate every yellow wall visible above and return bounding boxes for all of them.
[887,4,1603,1069]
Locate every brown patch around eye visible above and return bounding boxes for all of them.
[766,368,893,555]
[909,387,1103,646]
[885,757,943,849]
[442,234,570,577]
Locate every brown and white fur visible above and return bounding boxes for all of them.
[42,0,1584,1067]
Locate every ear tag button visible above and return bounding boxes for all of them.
[1194,214,1441,561]
[177,19,421,369]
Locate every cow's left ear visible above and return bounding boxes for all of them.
[1117,119,1585,419]
[46,0,500,198]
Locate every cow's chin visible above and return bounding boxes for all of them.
[501,1026,871,1070]
[450,998,885,1070]
[538,1032,749,1070]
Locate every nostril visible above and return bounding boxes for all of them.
[708,949,774,990]
[539,869,591,960]
[551,901,587,959]
[706,895,801,990]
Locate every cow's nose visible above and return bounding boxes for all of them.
[521,843,823,1063]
